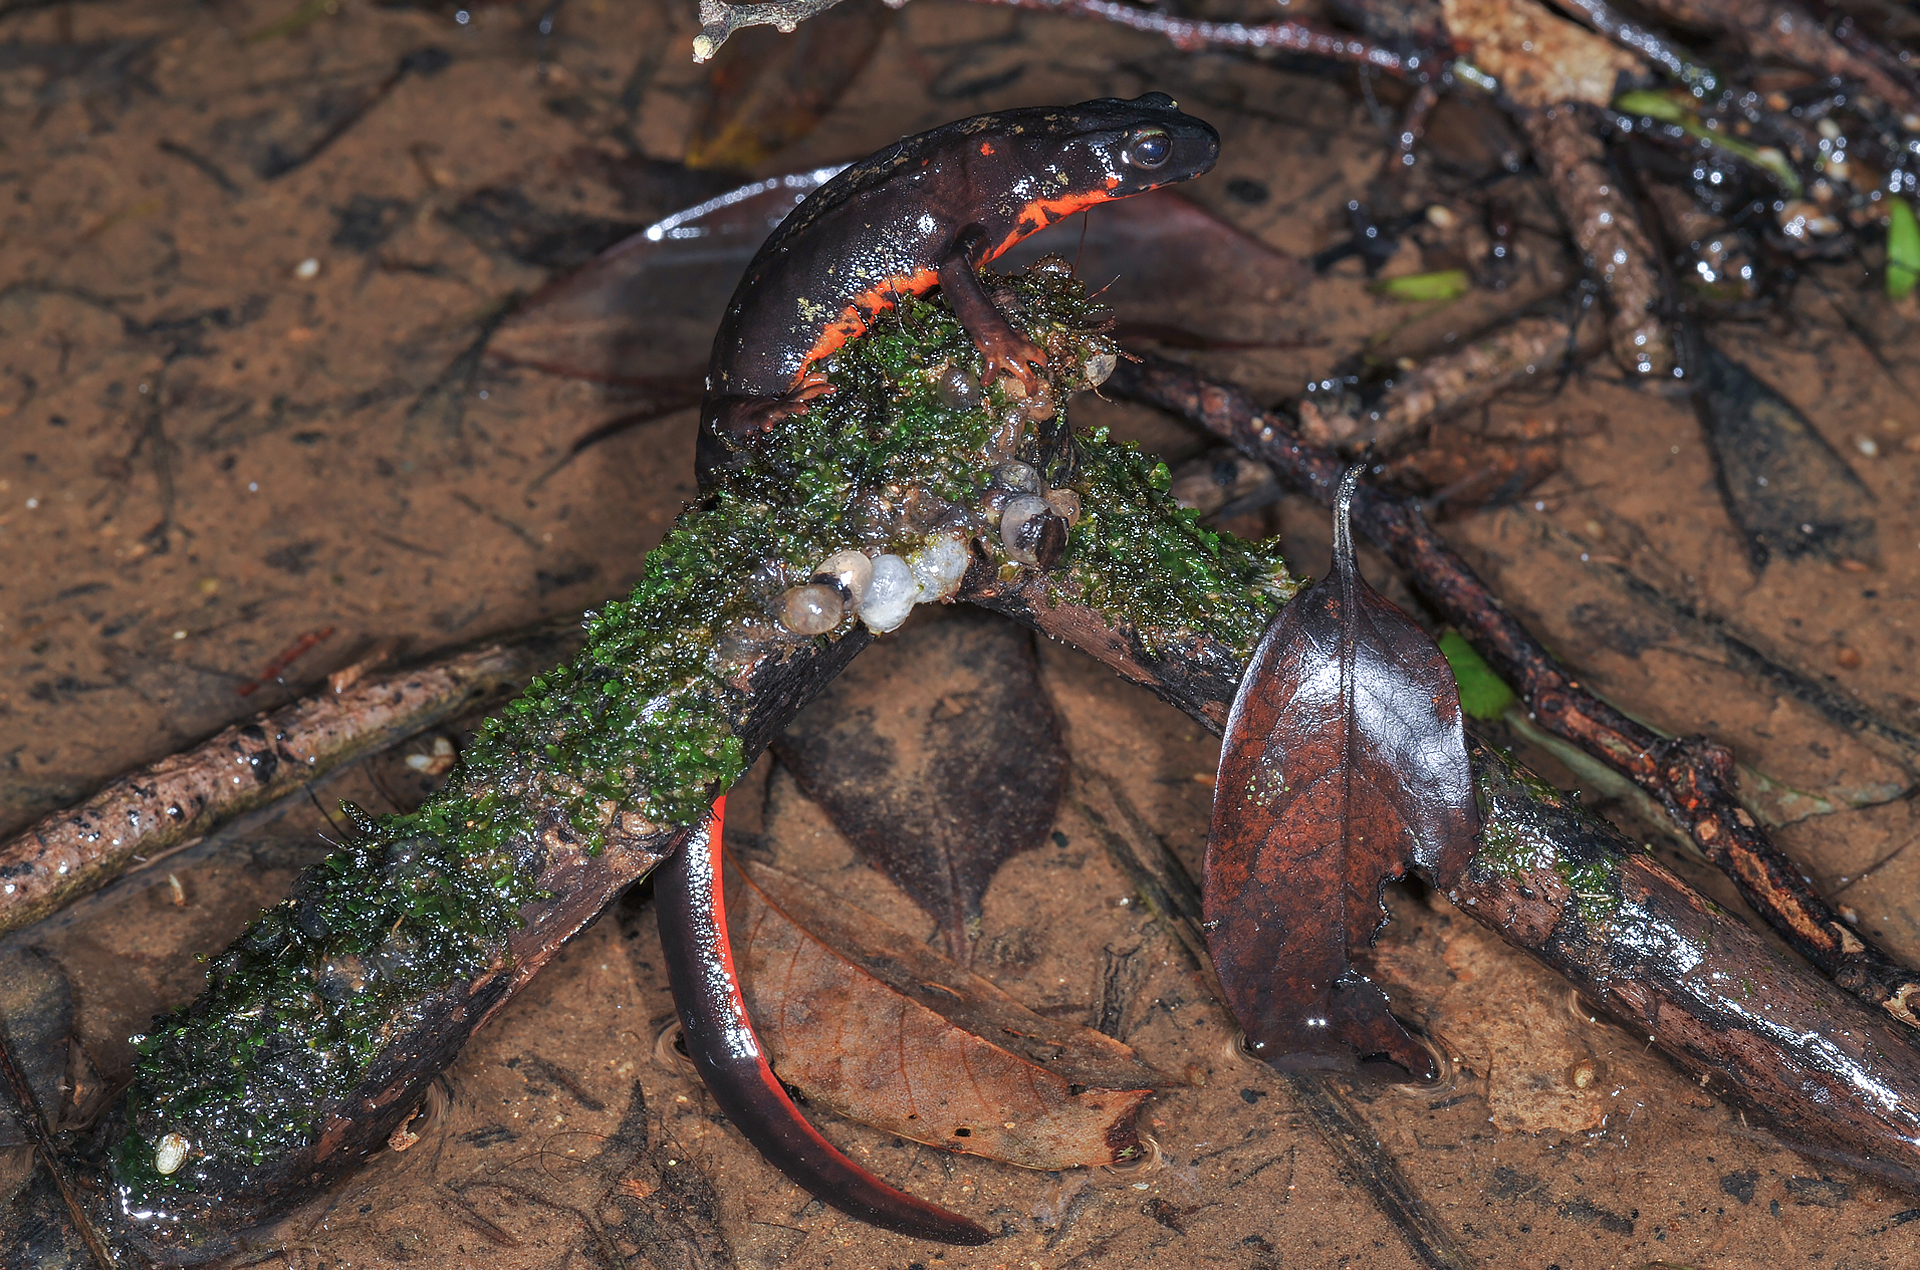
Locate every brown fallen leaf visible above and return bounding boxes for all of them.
[729,857,1159,1170]
[486,171,830,386]
[1439,0,1643,110]
[1379,431,1563,521]
[1205,468,1477,1078]
[773,607,1068,961]
[1003,189,1311,350]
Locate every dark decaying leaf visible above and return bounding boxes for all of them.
[0,948,73,1148]
[772,607,1068,961]
[1691,339,1877,569]
[1204,468,1476,1079]
[486,168,833,386]
[685,0,896,171]
[730,857,1158,1170]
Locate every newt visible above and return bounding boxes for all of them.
[669,96,1219,1241]
[697,92,1220,485]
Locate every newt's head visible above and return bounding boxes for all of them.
[1050,91,1220,197]
[975,92,1221,257]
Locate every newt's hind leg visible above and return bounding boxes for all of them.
[655,799,994,1246]
[938,237,1046,394]
[696,374,836,487]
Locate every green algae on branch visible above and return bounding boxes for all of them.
[113,261,1295,1213]
[1467,742,1626,927]
[1062,436,1296,660]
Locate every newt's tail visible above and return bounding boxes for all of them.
[654,796,993,1245]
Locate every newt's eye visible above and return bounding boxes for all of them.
[1123,128,1171,170]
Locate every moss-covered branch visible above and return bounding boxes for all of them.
[93,264,1295,1262]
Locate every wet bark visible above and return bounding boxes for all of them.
[1297,312,1606,454]
[1515,105,1673,378]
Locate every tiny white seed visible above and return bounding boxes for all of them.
[156,1132,190,1175]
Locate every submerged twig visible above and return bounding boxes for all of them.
[1518,105,1674,378]
[0,623,581,937]
[1108,350,1920,1027]
[1298,310,1606,453]
[971,0,1431,78]
[1634,0,1918,115]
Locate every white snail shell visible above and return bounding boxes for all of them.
[155,1131,190,1175]
[994,460,1042,493]
[909,533,970,603]
[813,549,873,605]
[859,554,917,632]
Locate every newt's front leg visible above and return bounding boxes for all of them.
[940,230,1047,394]
[655,797,994,1245]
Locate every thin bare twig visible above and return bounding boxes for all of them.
[1518,104,1674,378]
[0,621,581,936]
[1298,311,1607,453]
[970,0,1433,79]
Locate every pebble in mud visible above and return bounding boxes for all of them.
[155,1131,190,1175]
[778,583,843,635]
[858,554,917,633]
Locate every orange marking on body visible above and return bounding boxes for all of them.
[989,189,1117,259]
[790,267,940,386]
[979,141,995,156]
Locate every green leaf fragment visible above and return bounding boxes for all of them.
[1439,630,1517,722]
[1613,89,1688,123]
[1370,270,1470,303]
[1610,90,1801,197]
[1888,197,1919,302]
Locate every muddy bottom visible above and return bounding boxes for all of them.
[4,0,1920,1266]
